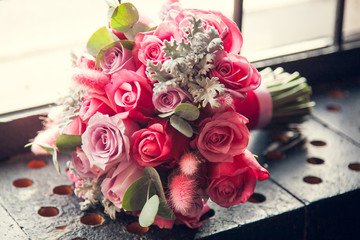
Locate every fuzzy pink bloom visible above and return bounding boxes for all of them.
[73,69,110,94]
[207,149,269,208]
[31,125,60,155]
[101,161,144,208]
[178,153,199,176]
[169,174,203,218]
[191,111,250,163]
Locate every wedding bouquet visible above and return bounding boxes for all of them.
[30,0,270,229]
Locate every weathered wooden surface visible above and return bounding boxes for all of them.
[0,153,304,240]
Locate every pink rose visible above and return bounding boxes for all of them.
[152,87,193,113]
[71,147,103,178]
[79,93,116,123]
[206,150,270,208]
[63,117,86,135]
[192,111,249,163]
[81,112,139,172]
[105,69,155,124]
[101,161,144,208]
[133,33,167,67]
[210,51,261,98]
[159,9,243,54]
[131,119,189,167]
[99,42,136,74]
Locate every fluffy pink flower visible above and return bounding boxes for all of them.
[81,112,139,172]
[72,68,110,94]
[178,153,200,176]
[192,111,249,163]
[31,125,60,155]
[168,174,203,218]
[210,51,261,98]
[105,69,155,124]
[206,150,269,208]
[101,161,144,208]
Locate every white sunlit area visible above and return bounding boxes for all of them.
[0,0,360,114]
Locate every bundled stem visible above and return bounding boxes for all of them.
[260,67,315,126]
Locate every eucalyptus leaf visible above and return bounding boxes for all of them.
[170,115,193,138]
[122,176,156,211]
[158,111,174,118]
[52,145,60,175]
[55,134,82,153]
[86,27,116,56]
[110,3,139,33]
[139,194,160,227]
[144,167,175,220]
[174,103,200,121]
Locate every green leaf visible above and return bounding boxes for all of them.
[95,40,135,67]
[86,27,116,56]
[122,176,156,211]
[158,111,174,118]
[139,194,160,227]
[144,167,175,220]
[174,103,200,121]
[52,145,60,175]
[170,115,193,138]
[110,3,139,33]
[55,134,82,153]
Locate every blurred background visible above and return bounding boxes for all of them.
[0,0,359,114]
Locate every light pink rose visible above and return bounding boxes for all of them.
[81,112,139,172]
[71,147,103,178]
[210,51,261,98]
[157,9,243,54]
[192,111,249,163]
[101,161,144,208]
[79,93,116,123]
[206,150,269,208]
[105,69,155,124]
[133,33,167,68]
[152,87,193,113]
[131,119,189,167]
[99,42,136,74]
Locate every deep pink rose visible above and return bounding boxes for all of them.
[101,161,144,208]
[192,111,249,163]
[71,147,103,178]
[81,112,139,172]
[99,42,136,74]
[133,33,167,67]
[105,69,155,124]
[131,119,189,167]
[158,9,243,54]
[79,93,116,122]
[152,87,193,113]
[206,150,270,208]
[210,51,261,98]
